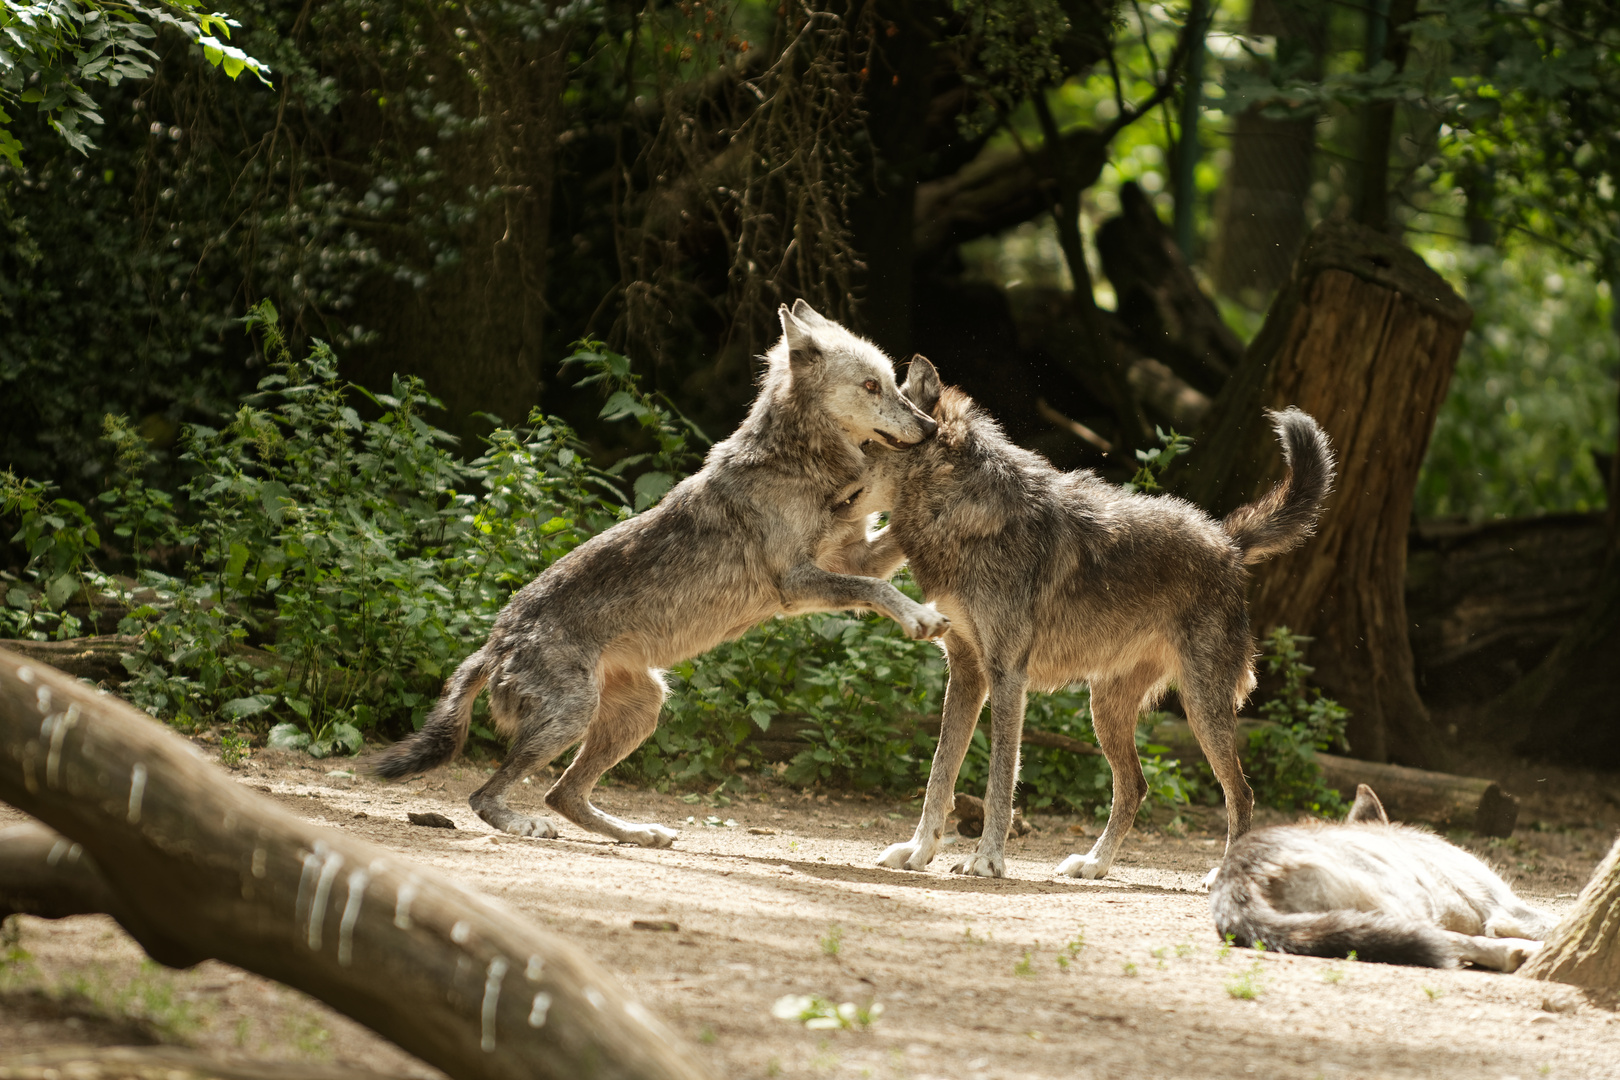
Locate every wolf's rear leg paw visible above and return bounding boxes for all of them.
[951,852,1004,878]
[1200,865,1221,890]
[904,604,950,641]
[1056,853,1110,880]
[619,823,679,848]
[876,839,937,871]
[480,807,558,838]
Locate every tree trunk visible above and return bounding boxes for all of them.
[0,646,710,1080]
[1518,832,1620,990]
[1209,0,1329,303]
[1180,219,1473,768]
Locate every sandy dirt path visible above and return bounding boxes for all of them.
[3,750,1617,1080]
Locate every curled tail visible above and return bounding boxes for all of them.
[370,647,493,780]
[1222,407,1336,565]
[1209,854,1457,968]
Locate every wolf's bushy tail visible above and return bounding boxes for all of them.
[1209,861,1457,968]
[370,647,494,780]
[1221,407,1336,565]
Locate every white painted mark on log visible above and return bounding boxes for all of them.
[296,849,322,926]
[35,686,52,715]
[394,879,418,930]
[585,988,606,1010]
[17,665,36,684]
[481,956,508,1052]
[451,920,471,945]
[308,852,344,951]
[45,705,78,788]
[126,764,147,824]
[46,840,68,867]
[21,745,38,795]
[251,848,267,879]
[65,843,81,864]
[337,869,370,967]
[525,955,544,982]
[626,1001,657,1030]
[528,992,552,1028]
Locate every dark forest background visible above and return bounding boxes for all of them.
[2,0,1616,774]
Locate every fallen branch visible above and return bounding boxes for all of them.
[742,715,1105,764]
[0,645,710,1080]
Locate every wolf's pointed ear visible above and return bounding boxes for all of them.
[1346,784,1389,824]
[790,298,829,327]
[779,304,818,369]
[904,355,942,416]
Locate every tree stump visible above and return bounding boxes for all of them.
[1181,219,1473,768]
[0,646,710,1080]
[1518,832,1620,991]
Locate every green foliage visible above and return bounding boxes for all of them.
[1246,627,1349,815]
[1125,425,1193,494]
[0,0,269,164]
[1417,243,1618,522]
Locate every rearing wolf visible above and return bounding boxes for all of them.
[373,301,947,845]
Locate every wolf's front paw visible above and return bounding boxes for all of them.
[902,604,950,641]
[876,839,936,871]
[1499,940,1541,973]
[622,823,679,848]
[1056,853,1110,880]
[951,851,1004,878]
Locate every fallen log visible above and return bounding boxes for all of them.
[0,645,710,1080]
[0,821,126,922]
[741,715,1105,765]
[1145,718,1518,836]
[0,1046,395,1080]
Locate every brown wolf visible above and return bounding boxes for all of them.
[1210,784,1556,970]
[372,302,947,845]
[848,358,1334,880]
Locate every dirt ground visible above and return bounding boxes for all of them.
[3,745,1618,1080]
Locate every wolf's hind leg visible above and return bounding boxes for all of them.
[878,630,987,872]
[1181,674,1254,880]
[1446,932,1541,972]
[469,661,599,838]
[1056,671,1152,880]
[545,667,676,848]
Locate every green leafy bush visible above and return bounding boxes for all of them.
[1245,627,1349,815]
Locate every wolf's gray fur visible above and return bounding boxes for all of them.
[371,301,947,845]
[1210,785,1556,970]
[852,359,1335,880]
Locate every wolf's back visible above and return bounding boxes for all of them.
[1209,848,1457,968]
[370,647,494,780]
[1221,408,1336,564]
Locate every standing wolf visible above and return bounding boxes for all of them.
[372,302,948,845]
[1210,785,1556,970]
[854,359,1334,880]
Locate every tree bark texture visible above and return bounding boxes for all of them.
[1209,0,1329,302]
[1180,219,1473,768]
[1405,513,1609,710]
[1518,831,1620,990]
[0,646,709,1080]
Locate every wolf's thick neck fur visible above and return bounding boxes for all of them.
[714,340,867,491]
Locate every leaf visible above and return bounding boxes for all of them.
[329,722,363,755]
[45,573,79,609]
[598,391,648,422]
[266,722,310,750]
[633,471,674,511]
[224,694,277,719]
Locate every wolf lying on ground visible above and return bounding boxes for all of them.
[372,301,948,845]
[840,358,1335,881]
[1210,784,1556,970]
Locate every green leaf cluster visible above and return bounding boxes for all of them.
[1245,626,1349,815]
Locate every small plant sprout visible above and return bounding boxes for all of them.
[1322,961,1346,985]
[1217,933,1236,960]
[963,925,990,945]
[1122,961,1139,977]
[1422,985,1444,1002]
[820,924,843,957]
[1014,949,1036,978]
[1174,939,1195,959]
[1151,946,1169,969]
[698,1026,717,1044]
[771,994,883,1030]
[1225,953,1267,1001]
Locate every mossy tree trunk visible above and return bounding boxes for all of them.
[1180,220,1473,768]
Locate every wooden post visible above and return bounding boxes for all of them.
[1518,832,1620,990]
[0,646,710,1080]
[1181,219,1473,768]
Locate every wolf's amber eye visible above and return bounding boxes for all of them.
[863,379,879,394]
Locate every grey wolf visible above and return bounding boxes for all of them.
[1210,784,1556,970]
[372,301,948,845]
[845,358,1334,880]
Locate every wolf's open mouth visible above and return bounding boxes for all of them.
[873,429,916,449]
